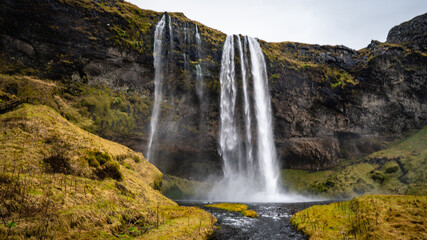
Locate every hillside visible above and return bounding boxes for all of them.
[282,126,427,198]
[0,103,215,239]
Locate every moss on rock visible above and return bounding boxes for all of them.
[204,203,258,218]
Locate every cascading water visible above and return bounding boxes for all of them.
[195,25,202,47]
[208,35,290,201]
[237,35,254,180]
[146,15,166,162]
[247,36,281,195]
[146,16,307,201]
[168,15,173,50]
[217,35,240,180]
[195,25,203,99]
[183,23,191,70]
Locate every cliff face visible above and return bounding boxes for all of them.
[387,12,427,51]
[266,39,426,170]
[1,0,426,179]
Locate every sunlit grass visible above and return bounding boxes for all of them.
[0,104,215,239]
[291,195,427,239]
[205,203,258,218]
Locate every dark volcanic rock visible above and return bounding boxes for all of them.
[0,1,426,176]
[387,12,427,51]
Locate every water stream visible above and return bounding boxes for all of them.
[209,35,282,201]
[146,14,166,162]
[237,36,254,179]
[178,200,333,240]
[195,25,204,100]
[247,36,280,195]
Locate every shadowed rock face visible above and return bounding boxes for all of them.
[0,0,426,178]
[387,13,427,51]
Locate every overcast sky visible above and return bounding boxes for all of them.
[129,0,426,50]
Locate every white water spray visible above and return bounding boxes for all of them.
[168,15,173,50]
[237,36,254,179]
[146,15,166,162]
[247,37,280,194]
[208,35,290,202]
[217,35,240,179]
[195,25,203,100]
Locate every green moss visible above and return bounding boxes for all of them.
[58,0,161,53]
[204,203,248,212]
[204,203,258,218]
[323,67,358,89]
[0,73,154,139]
[86,149,112,166]
[370,170,386,183]
[241,209,258,218]
[152,175,162,191]
[283,127,426,198]
[87,156,100,168]
[281,169,334,193]
[97,161,123,181]
[369,126,427,185]
[383,161,399,174]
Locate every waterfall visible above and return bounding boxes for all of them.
[195,25,201,46]
[237,36,254,179]
[195,25,203,100]
[218,35,240,179]
[146,15,166,162]
[247,37,280,194]
[168,15,173,50]
[209,35,283,201]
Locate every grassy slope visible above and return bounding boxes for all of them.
[291,195,427,240]
[0,73,153,140]
[0,104,215,239]
[282,126,427,198]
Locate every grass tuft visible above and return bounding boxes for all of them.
[291,195,427,239]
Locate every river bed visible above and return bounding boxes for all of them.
[177,200,333,240]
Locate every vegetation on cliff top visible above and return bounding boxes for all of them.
[261,41,359,89]
[0,104,215,239]
[57,0,226,55]
[58,0,161,53]
[291,195,426,240]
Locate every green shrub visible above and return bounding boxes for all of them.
[370,170,386,183]
[97,161,123,181]
[86,150,112,166]
[385,165,399,174]
[87,156,100,168]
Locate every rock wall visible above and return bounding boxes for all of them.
[1,0,426,178]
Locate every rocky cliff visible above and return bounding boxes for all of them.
[1,0,426,179]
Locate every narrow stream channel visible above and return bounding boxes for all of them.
[177,200,333,240]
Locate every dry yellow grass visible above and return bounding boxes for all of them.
[291,195,427,240]
[205,203,248,212]
[205,203,258,218]
[0,104,215,239]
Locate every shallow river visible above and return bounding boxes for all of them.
[177,200,333,240]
